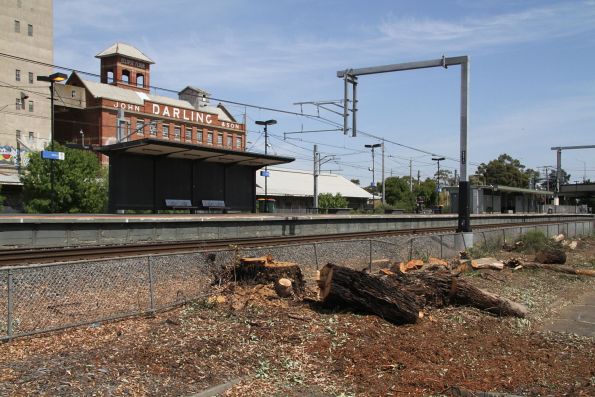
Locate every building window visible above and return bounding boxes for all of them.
[136,74,144,87]
[185,126,192,141]
[174,126,181,140]
[226,135,232,147]
[217,133,223,146]
[27,24,33,36]
[162,124,169,138]
[207,131,213,144]
[149,122,157,135]
[16,98,22,110]
[107,70,114,84]
[236,137,242,149]
[14,20,20,33]
[28,131,34,143]
[28,101,33,112]
[28,72,33,84]
[15,69,21,81]
[196,128,202,143]
[16,130,21,139]
[122,70,130,84]
[136,120,144,135]
[71,90,76,98]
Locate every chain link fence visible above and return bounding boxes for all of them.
[0,221,592,341]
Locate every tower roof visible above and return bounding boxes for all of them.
[95,42,155,64]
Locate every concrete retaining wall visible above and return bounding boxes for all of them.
[0,213,592,249]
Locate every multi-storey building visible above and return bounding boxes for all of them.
[55,43,247,162]
[0,0,53,200]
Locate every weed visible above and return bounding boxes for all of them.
[255,360,271,379]
[517,230,550,253]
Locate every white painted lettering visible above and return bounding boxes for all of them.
[205,114,212,124]
[196,112,204,123]
[173,108,180,118]
[182,109,190,120]
[152,103,160,115]
[162,106,170,117]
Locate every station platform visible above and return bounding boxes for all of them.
[0,212,592,249]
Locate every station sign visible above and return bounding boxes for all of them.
[260,170,270,177]
[41,151,65,161]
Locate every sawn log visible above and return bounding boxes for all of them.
[317,264,527,325]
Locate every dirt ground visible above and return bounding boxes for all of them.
[1,237,595,396]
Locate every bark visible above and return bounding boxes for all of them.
[522,262,595,277]
[274,278,293,298]
[236,256,305,294]
[535,248,566,264]
[317,264,527,324]
[317,264,422,325]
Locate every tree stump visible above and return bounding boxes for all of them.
[236,256,305,294]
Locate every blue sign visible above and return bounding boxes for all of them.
[260,170,270,177]
[41,150,65,161]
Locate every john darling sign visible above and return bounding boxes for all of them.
[112,101,242,130]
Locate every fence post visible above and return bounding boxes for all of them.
[440,235,443,259]
[7,270,13,340]
[147,257,155,312]
[461,233,467,251]
[368,240,373,272]
[409,238,413,261]
[502,228,506,244]
[313,243,319,270]
[482,231,487,247]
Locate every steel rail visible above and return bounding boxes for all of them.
[0,220,583,266]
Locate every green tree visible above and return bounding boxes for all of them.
[474,154,530,188]
[414,178,438,207]
[20,143,108,213]
[350,178,360,185]
[383,176,415,211]
[318,193,348,209]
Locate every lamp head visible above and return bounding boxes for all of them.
[255,119,277,126]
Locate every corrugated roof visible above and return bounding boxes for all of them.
[256,168,373,198]
[95,42,155,64]
[76,74,233,122]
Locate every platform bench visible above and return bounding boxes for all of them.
[201,200,229,213]
[165,199,198,213]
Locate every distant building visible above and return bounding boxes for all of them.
[256,167,373,213]
[0,0,53,203]
[445,185,553,214]
[54,43,247,163]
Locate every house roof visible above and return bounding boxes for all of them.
[256,167,373,199]
[70,72,234,122]
[95,42,155,64]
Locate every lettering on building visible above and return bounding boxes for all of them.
[120,57,146,69]
[113,101,141,112]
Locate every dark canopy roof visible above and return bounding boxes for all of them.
[96,138,294,167]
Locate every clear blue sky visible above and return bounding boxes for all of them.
[54,0,595,185]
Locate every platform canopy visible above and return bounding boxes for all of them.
[96,138,294,167]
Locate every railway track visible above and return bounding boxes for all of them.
[0,220,579,266]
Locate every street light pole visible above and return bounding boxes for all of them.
[255,119,277,213]
[365,143,381,206]
[432,156,445,189]
[37,72,67,213]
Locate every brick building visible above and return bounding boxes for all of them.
[55,43,246,161]
[54,43,292,213]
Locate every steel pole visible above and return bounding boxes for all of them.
[50,81,55,213]
[264,124,268,212]
[381,140,385,204]
[313,145,318,210]
[456,59,471,232]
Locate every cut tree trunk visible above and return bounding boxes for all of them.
[317,264,527,324]
[236,256,305,294]
[317,264,422,325]
[274,278,293,298]
[522,262,595,277]
[535,248,566,264]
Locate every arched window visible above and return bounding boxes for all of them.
[122,69,130,84]
[136,73,144,87]
[107,70,114,84]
